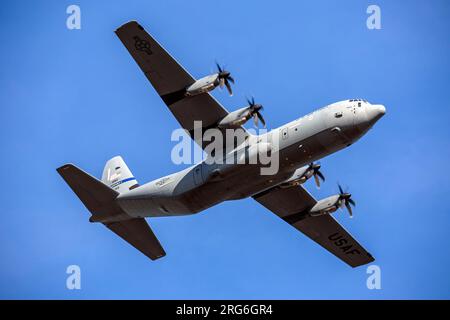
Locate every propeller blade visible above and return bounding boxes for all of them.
[345,201,353,218]
[227,76,235,84]
[348,198,356,207]
[316,170,325,182]
[245,97,266,128]
[337,184,355,217]
[225,80,233,96]
[256,111,266,128]
[216,62,222,73]
[313,174,320,189]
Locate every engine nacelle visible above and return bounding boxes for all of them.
[279,166,310,188]
[279,162,324,189]
[185,74,219,96]
[217,107,250,129]
[308,195,340,217]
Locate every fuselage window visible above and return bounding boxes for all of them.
[335,112,343,118]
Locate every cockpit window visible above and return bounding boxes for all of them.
[349,99,368,104]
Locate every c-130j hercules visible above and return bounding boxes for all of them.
[58,21,385,267]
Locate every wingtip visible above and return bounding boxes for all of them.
[56,163,75,173]
[348,253,375,268]
[150,251,167,261]
[115,20,144,33]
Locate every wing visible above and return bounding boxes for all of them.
[253,185,374,267]
[115,21,246,149]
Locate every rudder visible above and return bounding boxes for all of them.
[102,156,139,193]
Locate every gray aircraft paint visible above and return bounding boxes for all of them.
[116,100,385,218]
[57,20,385,266]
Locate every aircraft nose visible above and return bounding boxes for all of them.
[366,104,386,124]
[375,104,386,115]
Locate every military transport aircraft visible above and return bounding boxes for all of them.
[57,21,386,267]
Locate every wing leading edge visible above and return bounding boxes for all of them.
[253,185,374,268]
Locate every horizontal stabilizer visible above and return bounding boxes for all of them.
[105,218,166,260]
[57,164,166,261]
[57,164,119,216]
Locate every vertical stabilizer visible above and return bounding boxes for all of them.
[102,156,139,193]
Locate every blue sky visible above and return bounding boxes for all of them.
[0,0,449,299]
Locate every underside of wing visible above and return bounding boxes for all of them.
[115,21,248,150]
[253,185,374,268]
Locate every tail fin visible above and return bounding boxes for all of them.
[57,163,166,261]
[101,156,139,193]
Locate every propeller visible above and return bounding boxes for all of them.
[308,162,325,189]
[337,184,356,218]
[246,97,266,128]
[216,62,234,96]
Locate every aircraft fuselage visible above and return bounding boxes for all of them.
[117,99,385,219]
